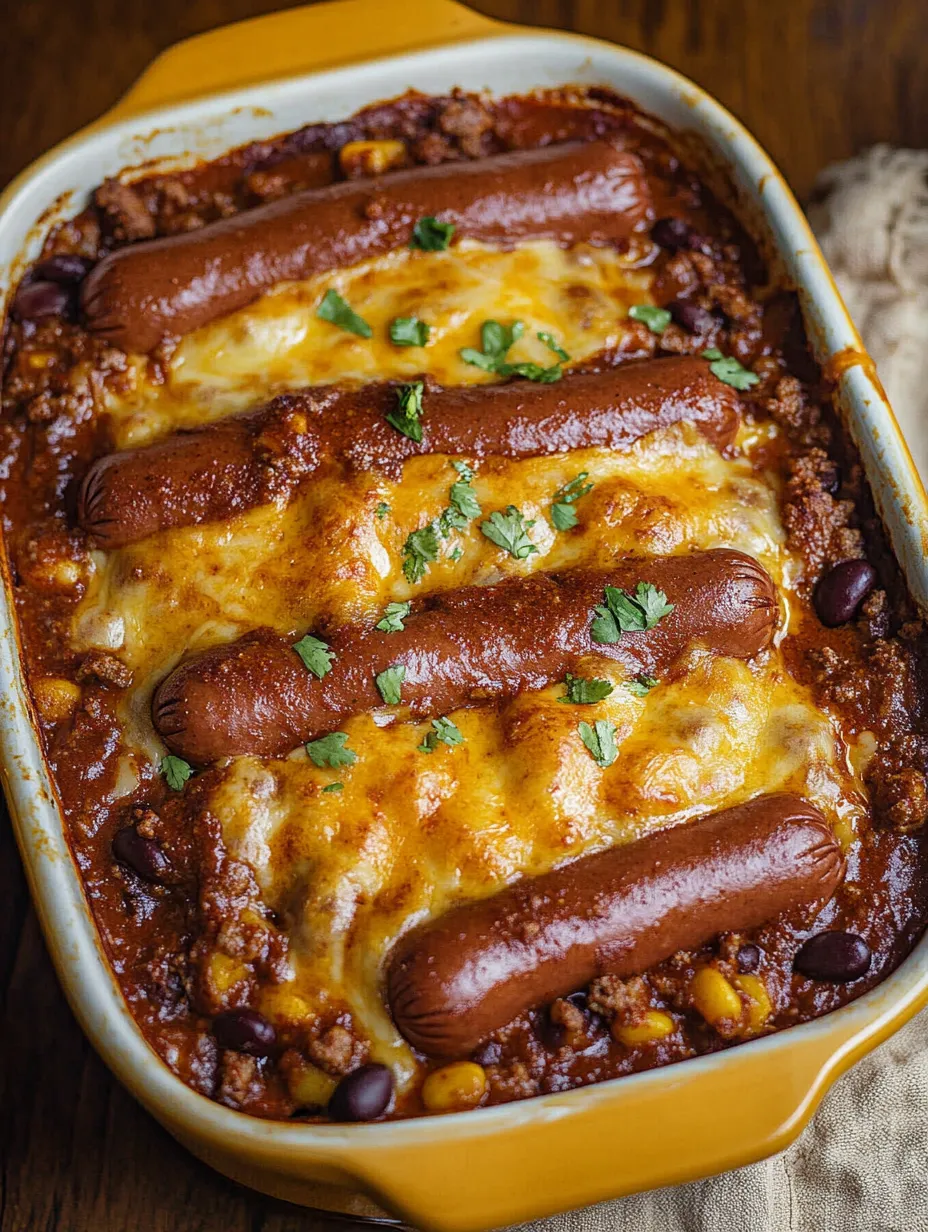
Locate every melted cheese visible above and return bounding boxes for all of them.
[78,236,864,1077]
[105,240,653,448]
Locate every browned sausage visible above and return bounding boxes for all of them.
[80,141,652,353]
[387,795,844,1058]
[152,548,777,763]
[78,357,740,549]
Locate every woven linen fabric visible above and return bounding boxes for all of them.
[520,145,928,1232]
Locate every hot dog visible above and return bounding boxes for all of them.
[152,548,777,763]
[80,141,652,353]
[78,357,740,549]
[387,795,844,1058]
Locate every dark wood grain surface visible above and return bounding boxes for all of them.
[2,2,926,1229]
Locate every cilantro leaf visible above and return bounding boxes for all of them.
[452,460,475,482]
[460,319,531,373]
[559,673,615,705]
[496,360,562,383]
[590,581,674,644]
[459,347,498,372]
[375,601,411,633]
[449,477,481,520]
[438,505,469,536]
[293,633,335,679]
[625,673,659,697]
[385,381,425,442]
[162,754,192,791]
[449,546,463,562]
[418,716,465,753]
[306,732,357,768]
[629,303,672,334]
[402,524,440,583]
[411,216,455,251]
[375,663,406,705]
[322,782,344,793]
[537,331,570,361]
[480,505,538,560]
[702,348,759,390]
[375,501,390,521]
[550,472,593,533]
[316,289,372,338]
[578,719,618,768]
[390,316,431,347]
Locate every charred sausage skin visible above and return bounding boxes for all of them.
[388,795,845,1058]
[77,356,740,549]
[152,548,778,763]
[80,140,652,353]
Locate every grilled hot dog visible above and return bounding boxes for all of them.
[78,357,740,549]
[152,548,777,763]
[80,141,652,353]
[388,795,844,1058]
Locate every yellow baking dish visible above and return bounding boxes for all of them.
[2,2,928,1228]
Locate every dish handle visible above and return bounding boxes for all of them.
[103,0,510,123]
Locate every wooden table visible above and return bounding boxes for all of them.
[1,2,926,1228]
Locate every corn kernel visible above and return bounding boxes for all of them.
[32,676,81,722]
[24,351,55,370]
[339,139,407,177]
[207,951,248,995]
[258,984,314,1025]
[421,1061,487,1113]
[691,966,743,1027]
[612,1009,676,1047]
[285,1057,338,1109]
[732,973,772,1033]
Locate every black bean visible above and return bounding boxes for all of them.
[213,1008,277,1057]
[329,1063,394,1122]
[813,559,877,627]
[794,931,872,983]
[565,990,589,1012]
[32,254,92,285]
[112,826,169,882]
[652,216,697,251]
[669,300,715,334]
[735,943,761,973]
[12,280,71,321]
[535,1012,565,1052]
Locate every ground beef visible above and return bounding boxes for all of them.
[782,446,863,576]
[76,650,132,688]
[94,179,157,241]
[587,974,651,1024]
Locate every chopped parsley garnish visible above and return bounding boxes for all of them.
[449,546,463,562]
[550,471,594,532]
[375,501,390,521]
[480,505,538,560]
[460,320,564,383]
[375,663,406,705]
[559,673,615,705]
[629,303,672,334]
[625,673,659,697]
[376,601,411,633]
[390,316,431,347]
[385,381,425,441]
[578,719,618,768]
[292,633,335,679]
[411,216,455,251]
[537,331,570,361]
[702,348,760,390]
[162,754,192,791]
[438,505,469,536]
[322,782,344,793]
[402,524,440,583]
[591,581,675,645]
[417,716,465,753]
[316,289,372,338]
[306,732,357,769]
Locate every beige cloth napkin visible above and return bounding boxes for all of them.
[521,146,928,1232]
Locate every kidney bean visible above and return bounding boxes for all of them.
[12,280,72,321]
[652,216,697,251]
[329,1063,394,1122]
[213,1008,277,1057]
[112,826,169,882]
[793,931,872,983]
[32,254,92,284]
[813,559,877,627]
[735,942,762,973]
[669,300,715,334]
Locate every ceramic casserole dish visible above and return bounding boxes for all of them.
[3,1,928,1227]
